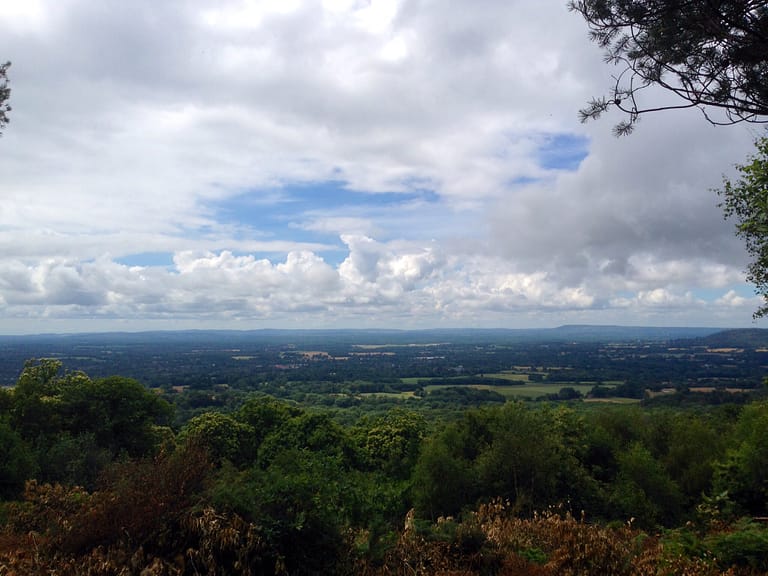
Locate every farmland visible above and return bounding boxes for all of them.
[0,326,765,419]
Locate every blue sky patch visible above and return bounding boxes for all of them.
[507,175,539,187]
[694,285,756,301]
[537,134,589,171]
[208,180,441,244]
[116,252,175,268]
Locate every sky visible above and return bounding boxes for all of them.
[0,0,764,334]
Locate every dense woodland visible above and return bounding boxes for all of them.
[2,330,768,574]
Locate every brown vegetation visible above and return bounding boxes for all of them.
[4,489,764,575]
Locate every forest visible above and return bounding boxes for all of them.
[1,329,768,574]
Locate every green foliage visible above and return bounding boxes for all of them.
[356,408,427,478]
[257,411,360,469]
[425,386,506,406]
[663,520,768,573]
[181,411,254,466]
[570,0,768,134]
[412,429,476,519]
[474,403,566,514]
[211,450,358,574]
[412,403,602,520]
[206,400,421,573]
[10,358,74,440]
[0,386,12,412]
[411,403,729,529]
[8,347,768,575]
[555,386,582,400]
[661,413,725,509]
[40,432,110,490]
[10,360,173,457]
[705,519,768,572]
[718,136,768,318]
[63,375,174,458]
[4,388,768,573]
[589,405,649,449]
[581,418,620,484]
[3,360,174,489]
[235,395,302,450]
[713,400,768,516]
[0,417,36,500]
[609,442,683,529]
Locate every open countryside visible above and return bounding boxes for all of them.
[2,327,768,574]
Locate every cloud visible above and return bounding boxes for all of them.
[486,111,755,293]
[0,0,761,332]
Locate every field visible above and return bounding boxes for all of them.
[424,382,596,399]
[415,369,623,400]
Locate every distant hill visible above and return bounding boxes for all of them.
[548,325,724,342]
[0,325,728,346]
[696,328,768,348]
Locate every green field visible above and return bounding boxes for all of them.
[423,382,597,399]
[583,397,640,404]
[411,373,623,400]
[357,391,418,399]
[401,373,532,384]
[483,372,530,382]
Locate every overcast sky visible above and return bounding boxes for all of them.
[0,0,764,334]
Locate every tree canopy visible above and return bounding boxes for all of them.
[569,1,768,135]
[0,61,9,135]
[717,136,768,318]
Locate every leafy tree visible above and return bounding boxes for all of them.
[256,410,360,470]
[181,411,254,466]
[411,407,503,519]
[589,405,649,450]
[41,432,111,490]
[210,406,376,574]
[0,386,12,413]
[0,417,36,499]
[9,359,86,442]
[610,441,684,528]
[570,1,768,134]
[661,413,725,509]
[0,61,9,135]
[356,408,427,478]
[235,395,302,449]
[713,400,768,516]
[211,449,357,575]
[474,403,569,514]
[7,360,173,486]
[61,375,173,458]
[412,404,593,519]
[718,135,768,317]
[411,428,476,519]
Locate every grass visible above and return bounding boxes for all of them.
[416,375,623,400]
[357,391,418,399]
[388,377,630,402]
[423,383,596,399]
[482,372,531,382]
[583,397,641,404]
